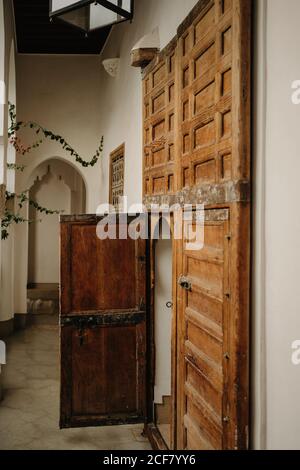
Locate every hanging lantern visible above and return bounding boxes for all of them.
[49,1,134,33]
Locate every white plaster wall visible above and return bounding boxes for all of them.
[252,0,267,450]
[154,239,172,404]
[28,172,71,284]
[16,55,102,211]
[27,159,86,284]
[265,0,300,450]
[0,0,16,323]
[14,55,102,312]
[253,0,300,450]
[1,0,16,185]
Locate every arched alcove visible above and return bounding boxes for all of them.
[27,158,86,286]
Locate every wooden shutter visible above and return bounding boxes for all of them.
[109,144,125,210]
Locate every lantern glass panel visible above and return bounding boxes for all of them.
[51,0,76,13]
[50,0,133,32]
[120,0,132,13]
[90,4,119,30]
[59,6,89,30]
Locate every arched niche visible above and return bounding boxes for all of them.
[27,157,87,285]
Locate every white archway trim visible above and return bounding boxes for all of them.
[6,39,16,192]
[26,155,88,200]
[27,158,86,284]
[30,162,80,199]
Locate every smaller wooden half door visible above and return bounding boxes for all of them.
[60,215,147,428]
[177,208,231,450]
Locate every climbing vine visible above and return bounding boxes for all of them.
[1,180,64,242]
[1,104,104,239]
[6,163,26,172]
[1,211,28,241]
[8,103,104,167]
[1,191,63,240]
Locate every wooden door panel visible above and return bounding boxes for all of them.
[62,221,141,315]
[143,0,250,191]
[60,216,147,428]
[97,236,137,310]
[106,325,138,414]
[70,225,99,312]
[179,0,234,189]
[178,209,229,450]
[69,224,138,312]
[71,325,139,417]
[143,41,177,197]
[71,327,106,416]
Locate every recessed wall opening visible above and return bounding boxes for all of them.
[154,237,173,448]
[150,212,174,449]
[27,158,86,320]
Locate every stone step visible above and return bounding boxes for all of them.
[28,313,59,326]
[27,298,59,315]
[27,283,59,301]
[155,395,171,425]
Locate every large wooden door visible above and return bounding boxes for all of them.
[60,215,147,428]
[176,204,249,450]
[177,208,230,450]
[142,0,251,451]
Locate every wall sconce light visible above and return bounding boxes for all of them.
[102,58,120,78]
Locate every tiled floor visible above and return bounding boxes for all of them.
[0,324,151,450]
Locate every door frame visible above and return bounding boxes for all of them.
[144,212,178,450]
